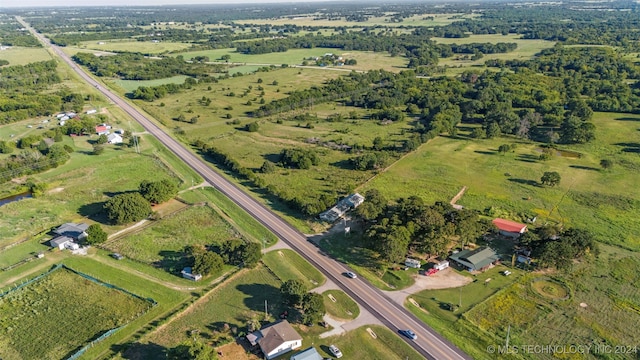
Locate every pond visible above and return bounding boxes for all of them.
[0,192,33,207]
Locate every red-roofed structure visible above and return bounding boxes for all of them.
[95,125,110,135]
[493,218,527,238]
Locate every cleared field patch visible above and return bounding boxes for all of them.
[77,39,192,54]
[0,46,52,65]
[364,113,640,250]
[262,249,325,288]
[111,75,190,93]
[0,267,151,360]
[106,205,239,271]
[531,278,570,300]
[323,289,359,320]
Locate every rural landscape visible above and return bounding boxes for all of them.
[0,1,639,359]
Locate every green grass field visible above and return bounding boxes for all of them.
[432,34,555,75]
[363,112,640,250]
[0,46,52,65]
[112,75,190,92]
[0,267,151,360]
[262,249,325,288]
[77,40,193,54]
[177,187,278,246]
[173,47,407,71]
[106,205,239,271]
[322,290,359,320]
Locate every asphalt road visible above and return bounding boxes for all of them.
[20,17,472,360]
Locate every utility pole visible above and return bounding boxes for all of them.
[264,299,268,320]
[459,287,462,308]
[505,324,511,348]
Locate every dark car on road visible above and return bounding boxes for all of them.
[399,329,417,340]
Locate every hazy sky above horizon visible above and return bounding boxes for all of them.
[2,0,324,8]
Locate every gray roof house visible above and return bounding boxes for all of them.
[53,222,89,240]
[449,247,500,272]
[50,236,74,250]
[247,320,302,360]
[290,347,323,360]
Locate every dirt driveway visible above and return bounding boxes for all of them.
[383,268,472,304]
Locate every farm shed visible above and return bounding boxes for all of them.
[449,247,500,272]
[290,347,322,360]
[434,260,450,271]
[492,218,527,238]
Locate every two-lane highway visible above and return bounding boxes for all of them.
[20,17,471,360]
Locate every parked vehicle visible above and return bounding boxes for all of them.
[329,344,343,358]
[345,271,357,279]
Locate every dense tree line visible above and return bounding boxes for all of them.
[0,144,71,184]
[185,240,262,276]
[0,18,41,47]
[520,227,598,270]
[280,279,326,325]
[360,193,491,263]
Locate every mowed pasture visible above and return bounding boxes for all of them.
[112,75,190,92]
[363,112,640,250]
[0,268,150,360]
[432,34,555,74]
[106,205,240,271]
[76,39,193,54]
[0,46,52,65]
[173,47,408,71]
[323,289,360,320]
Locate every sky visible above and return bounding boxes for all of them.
[2,0,326,8]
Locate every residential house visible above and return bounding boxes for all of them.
[95,125,110,135]
[53,222,89,241]
[492,218,527,238]
[449,247,500,272]
[319,193,366,222]
[290,347,322,360]
[50,236,74,250]
[107,133,123,144]
[247,320,302,360]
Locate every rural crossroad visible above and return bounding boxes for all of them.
[20,17,471,360]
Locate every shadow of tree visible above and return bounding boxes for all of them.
[236,283,284,315]
[507,178,540,187]
[112,342,167,360]
[78,201,109,223]
[614,117,640,122]
[474,150,496,155]
[154,250,189,274]
[262,153,281,163]
[614,142,640,153]
[569,165,600,171]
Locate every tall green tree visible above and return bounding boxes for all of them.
[139,179,178,204]
[86,224,107,244]
[104,192,152,224]
[301,292,325,325]
[280,279,307,307]
[540,171,561,187]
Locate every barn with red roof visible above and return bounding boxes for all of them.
[492,218,527,238]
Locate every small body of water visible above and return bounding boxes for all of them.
[0,192,33,207]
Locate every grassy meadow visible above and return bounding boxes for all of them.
[173,47,408,71]
[105,205,241,272]
[0,46,52,65]
[0,267,151,360]
[113,75,190,92]
[363,112,640,250]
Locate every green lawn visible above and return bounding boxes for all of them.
[363,112,640,250]
[0,46,52,66]
[322,290,360,320]
[0,267,151,360]
[262,249,326,288]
